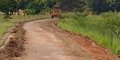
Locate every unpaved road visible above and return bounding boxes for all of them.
[13,19,117,60]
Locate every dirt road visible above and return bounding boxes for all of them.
[13,19,117,60]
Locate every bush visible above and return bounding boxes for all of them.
[25,2,42,15]
[24,9,36,15]
[40,7,51,15]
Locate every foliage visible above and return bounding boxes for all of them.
[0,0,58,16]
[86,0,120,14]
[90,0,110,14]
[1,0,120,15]
[61,0,86,12]
[106,0,120,11]
[26,2,41,15]
[0,0,16,14]
[24,9,36,15]
[16,0,30,10]
[58,0,120,13]
[43,0,57,8]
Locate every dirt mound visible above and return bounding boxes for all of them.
[0,22,26,59]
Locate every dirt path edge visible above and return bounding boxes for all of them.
[0,18,47,59]
[0,22,26,59]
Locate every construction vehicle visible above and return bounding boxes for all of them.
[51,5,61,18]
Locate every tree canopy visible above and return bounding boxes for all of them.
[0,0,16,14]
[0,0,120,15]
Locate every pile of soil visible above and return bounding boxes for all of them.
[0,22,26,59]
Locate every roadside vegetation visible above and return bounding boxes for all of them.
[0,14,49,60]
[0,15,49,45]
[58,12,120,55]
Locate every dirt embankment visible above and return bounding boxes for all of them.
[0,22,26,59]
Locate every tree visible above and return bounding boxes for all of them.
[0,0,17,19]
[85,0,120,14]
[90,0,110,14]
[0,0,17,14]
[61,0,86,11]
[25,2,43,15]
[106,0,120,11]
[16,0,36,10]
[43,0,57,8]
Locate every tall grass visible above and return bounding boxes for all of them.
[58,12,120,55]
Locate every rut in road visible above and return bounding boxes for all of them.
[13,19,117,60]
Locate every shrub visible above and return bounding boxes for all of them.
[24,9,36,15]
[25,2,43,15]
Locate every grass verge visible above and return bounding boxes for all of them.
[57,12,120,55]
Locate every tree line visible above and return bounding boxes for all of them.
[0,0,120,15]
[0,0,58,15]
[61,0,120,14]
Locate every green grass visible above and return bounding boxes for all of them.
[57,12,120,55]
[0,15,50,46]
